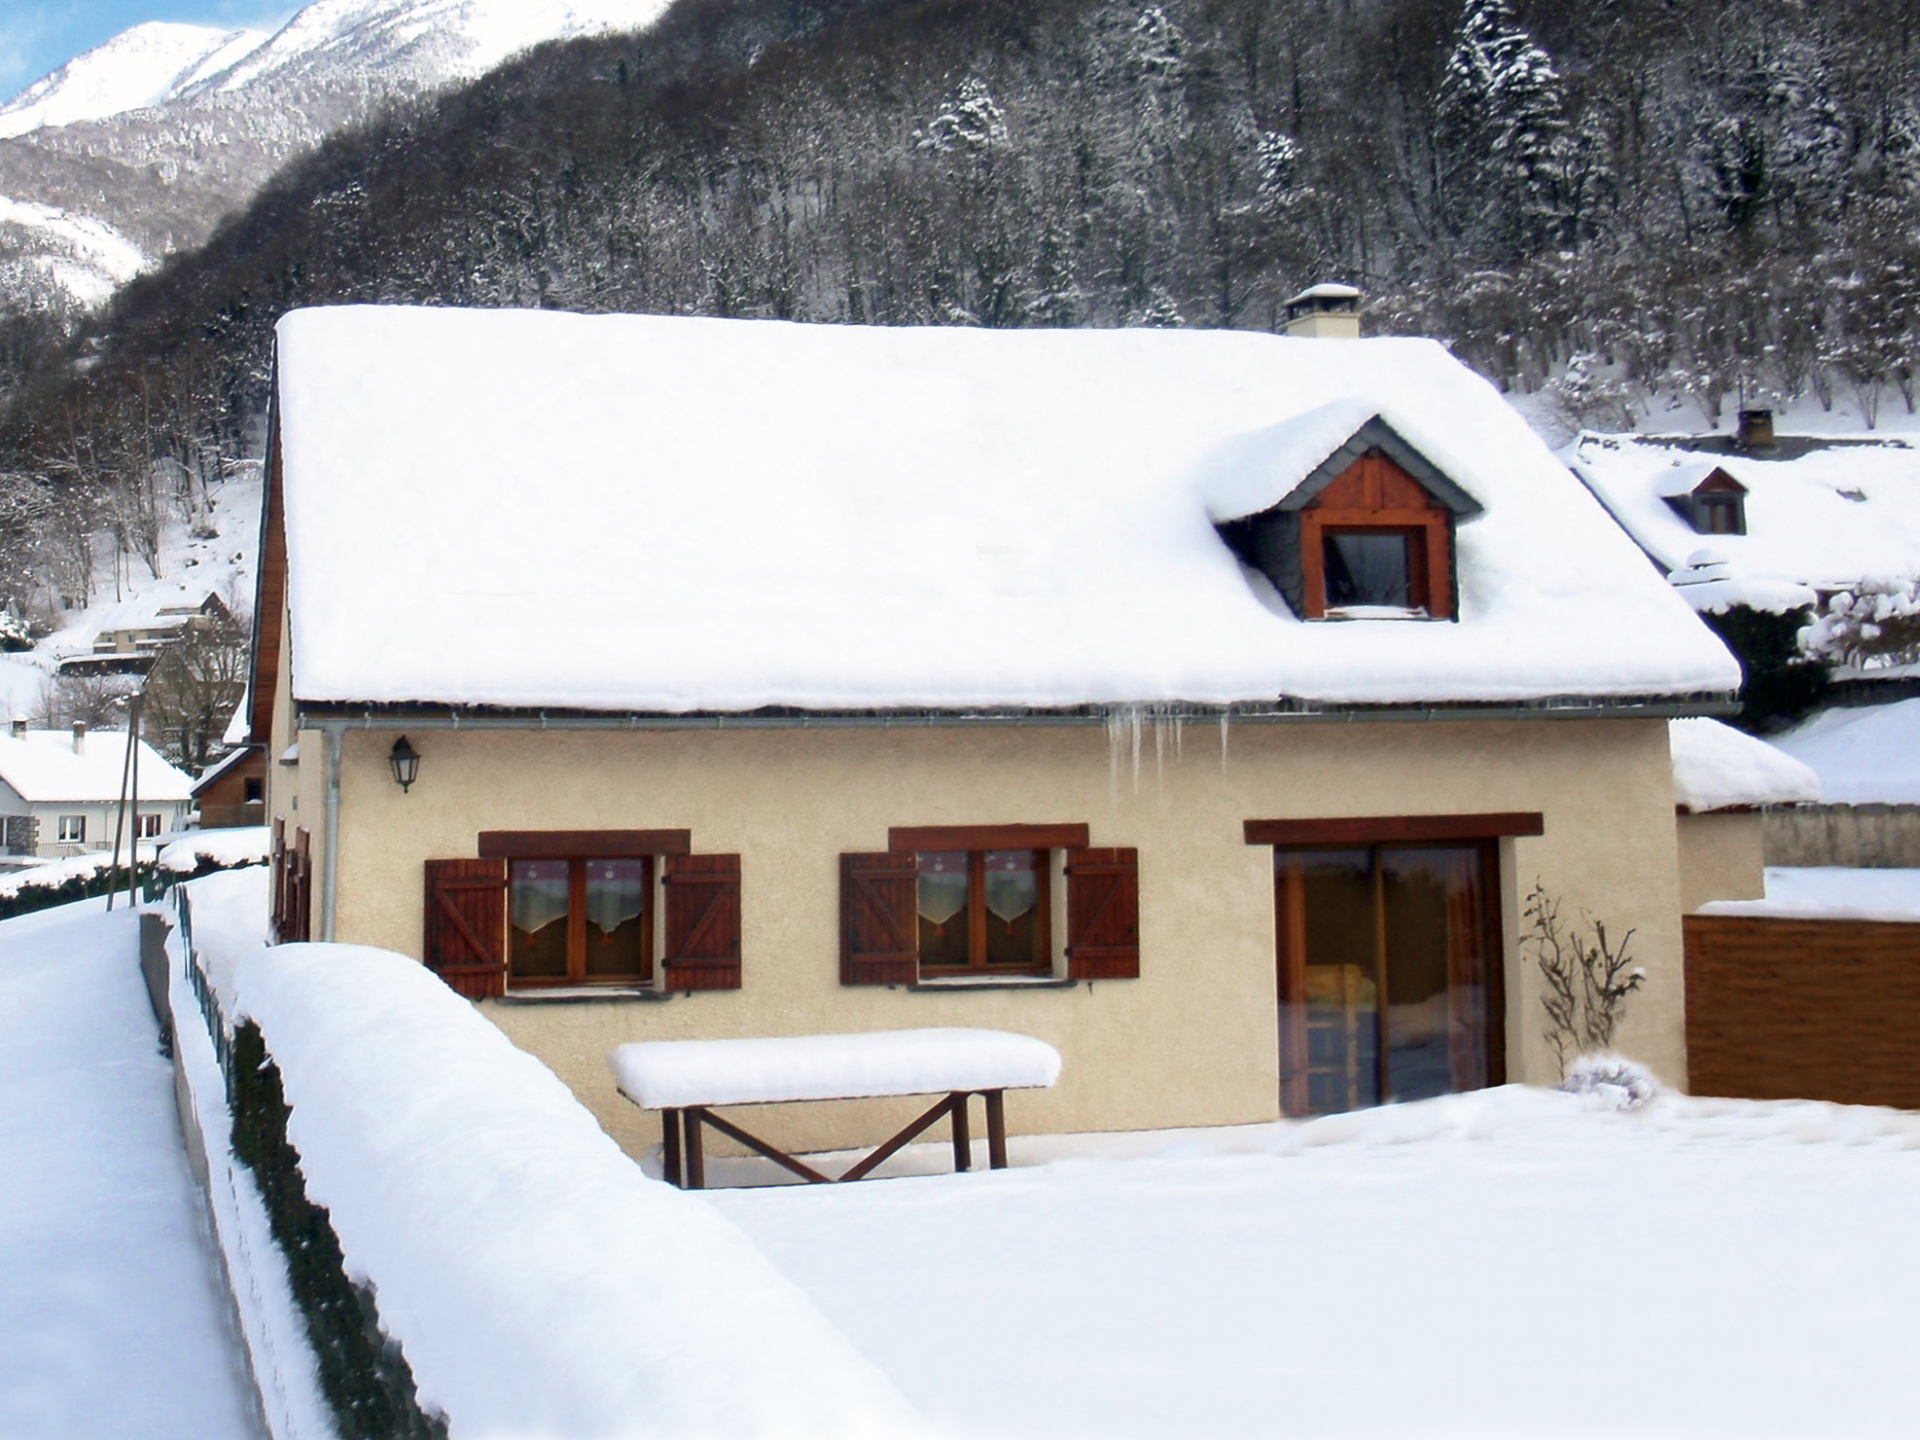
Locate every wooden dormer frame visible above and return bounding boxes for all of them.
[1297,452,1455,619]
[1214,415,1481,623]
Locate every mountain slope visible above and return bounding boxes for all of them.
[0,0,672,316]
[0,23,265,141]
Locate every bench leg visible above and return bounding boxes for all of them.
[950,1092,972,1173]
[662,1108,684,1188]
[684,1107,707,1190]
[985,1090,1007,1170]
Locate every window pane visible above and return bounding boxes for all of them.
[983,849,1045,968]
[1281,848,1380,1114]
[1324,532,1412,608]
[510,859,571,979]
[1382,847,1490,1099]
[917,851,971,969]
[583,858,648,979]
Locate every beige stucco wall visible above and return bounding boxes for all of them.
[1676,810,1766,913]
[266,711,1690,1162]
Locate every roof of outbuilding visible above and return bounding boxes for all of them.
[270,307,1739,714]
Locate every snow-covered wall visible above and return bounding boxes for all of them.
[223,941,922,1438]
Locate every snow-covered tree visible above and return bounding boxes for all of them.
[1434,0,1574,256]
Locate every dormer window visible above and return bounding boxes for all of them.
[1661,466,1747,536]
[1215,413,1482,623]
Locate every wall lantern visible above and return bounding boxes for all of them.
[389,735,421,793]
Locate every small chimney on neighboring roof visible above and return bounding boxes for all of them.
[72,721,85,754]
[1283,283,1362,340]
[9,718,23,740]
[1738,408,1776,452]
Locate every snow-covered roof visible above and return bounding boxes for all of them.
[0,729,194,803]
[87,584,218,633]
[1569,431,1920,610]
[1772,698,1920,806]
[1670,718,1820,813]
[272,307,1738,713]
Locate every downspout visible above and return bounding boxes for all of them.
[322,723,343,942]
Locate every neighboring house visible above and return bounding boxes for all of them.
[90,587,231,656]
[0,720,194,859]
[1566,413,1920,620]
[55,586,232,677]
[254,305,1740,1158]
[192,743,265,829]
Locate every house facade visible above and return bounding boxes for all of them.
[0,721,194,859]
[257,306,1742,1159]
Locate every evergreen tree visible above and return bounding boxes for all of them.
[1434,0,1574,258]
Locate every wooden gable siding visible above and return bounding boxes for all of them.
[1297,451,1455,620]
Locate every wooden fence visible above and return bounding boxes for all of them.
[1684,913,1920,1110]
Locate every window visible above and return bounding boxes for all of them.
[423,831,741,1000]
[137,813,163,838]
[841,825,1139,985]
[57,815,85,844]
[1696,494,1745,535]
[916,849,1050,975]
[508,856,652,986]
[244,777,264,804]
[1322,528,1425,611]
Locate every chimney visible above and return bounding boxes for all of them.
[72,721,85,755]
[9,718,23,740]
[1738,408,1777,452]
[1283,283,1362,339]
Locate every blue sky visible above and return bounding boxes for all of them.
[0,3,295,99]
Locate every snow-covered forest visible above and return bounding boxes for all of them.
[0,0,1916,623]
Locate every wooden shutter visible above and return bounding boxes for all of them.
[840,851,918,985]
[269,818,286,943]
[663,853,742,991]
[1066,847,1140,980]
[424,858,508,999]
[288,827,313,944]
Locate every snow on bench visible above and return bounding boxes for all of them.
[609,1028,1062,1188]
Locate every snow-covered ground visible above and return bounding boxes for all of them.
[0,902,257,1440]
[712,1088,1920,1439]
[1773,698,1920,805]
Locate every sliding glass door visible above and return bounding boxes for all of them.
[1275,843,1503,1116]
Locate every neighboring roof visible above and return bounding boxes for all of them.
[0,730,194,803]
[1569,431,1920,606]
[1670,718,1820,812]
[272,308,1739,714]
[1772,698,1920,806]
[87,584,219,633]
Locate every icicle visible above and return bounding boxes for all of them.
[1219,708,1231,770]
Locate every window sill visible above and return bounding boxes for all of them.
[1320,605,1431,621]
[909,976,1079,992]
[495,986,673,1004]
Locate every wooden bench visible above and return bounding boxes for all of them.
[609,1028,1061,1189]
